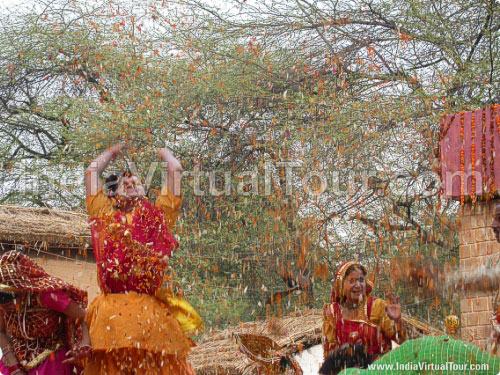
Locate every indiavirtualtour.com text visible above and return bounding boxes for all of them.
[367,362,489,372]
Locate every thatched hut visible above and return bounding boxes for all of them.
[189,309,446,375]
[0,205,98,300]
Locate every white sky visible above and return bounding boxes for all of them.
[0,0,26,10]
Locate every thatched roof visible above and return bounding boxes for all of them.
[189,309,446,375]
[0,205,91,248]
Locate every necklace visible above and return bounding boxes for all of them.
[343,301,359,309]
[18,294,40,352]
[340,299,367,320]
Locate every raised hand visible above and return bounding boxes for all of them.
[111,142,128,159]
[385,292,401,321]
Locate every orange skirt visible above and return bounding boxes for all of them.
[84,292,194,375]
[84,348,194,375]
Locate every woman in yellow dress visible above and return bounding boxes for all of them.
[321,262,405,373]
[84,143,201,375]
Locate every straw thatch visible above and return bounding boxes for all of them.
[0,205,91,248]
[189,309,446,375]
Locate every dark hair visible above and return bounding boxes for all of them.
[105,169,135,196]
[104,174,119,195]
[105,169,149,204]
[279,356,293,372]
[319,344,373,375]
[0,291,15,305]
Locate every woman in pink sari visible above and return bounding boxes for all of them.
[0,251,90,375]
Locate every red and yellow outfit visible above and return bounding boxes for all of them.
[322,262,404,360]
[85,187,201,375]
[0,251,87,375]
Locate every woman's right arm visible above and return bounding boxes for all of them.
[85,143,127,198]
[322,304,336,360]
[0,313,27,375]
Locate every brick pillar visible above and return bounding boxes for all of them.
[458,199,500,349]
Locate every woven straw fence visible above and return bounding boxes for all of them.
[189,309,445,375]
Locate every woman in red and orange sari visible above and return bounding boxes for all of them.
[84,143,201,375]
[321,262,405,371]
[0,251,90,375]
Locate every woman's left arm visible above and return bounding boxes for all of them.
[385,293,406,344]
[157,147,183,197]
[61,301,91,364]
[63,301,91,345]
[372,296,405,344]
[39,291,91,364]
[384,292,401,322]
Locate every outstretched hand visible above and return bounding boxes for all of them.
[490,317,500,341]
[62,345,91,365]
[385,292,402,321]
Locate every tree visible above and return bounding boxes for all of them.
[1,0,499,328]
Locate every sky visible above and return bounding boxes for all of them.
[1,0,26,10]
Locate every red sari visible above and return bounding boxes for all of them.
[322,262,404,360]
[89,198,178,294]
[324,296,392,357]
[0,251,87,374]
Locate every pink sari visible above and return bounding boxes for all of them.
[0,290,75,375]
[0,348,71,375]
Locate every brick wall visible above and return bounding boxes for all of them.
[458,200,500,349]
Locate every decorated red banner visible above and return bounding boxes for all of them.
[440,105,500,200]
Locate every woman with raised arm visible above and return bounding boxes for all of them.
[0,251,90,375]
[320,262,405,374]
[84,143,201,375]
